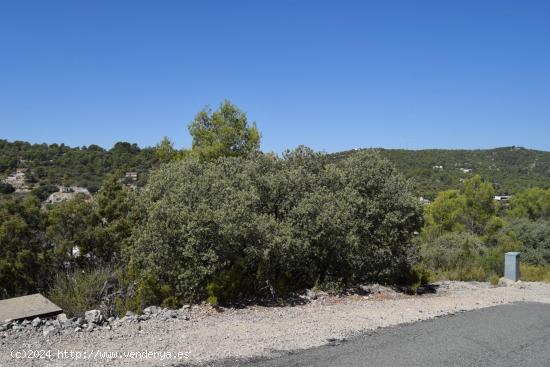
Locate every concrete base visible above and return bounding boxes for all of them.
[0,294,62,321]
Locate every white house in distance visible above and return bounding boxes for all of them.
[125,172,138,181]
[419,197,432,205]
[432,165,443,170]
[494,195,512,202]
[2,168,30,191]
[460,168,473,173]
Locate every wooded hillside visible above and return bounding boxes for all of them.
[2,139,549,198]
[333,146,550,199]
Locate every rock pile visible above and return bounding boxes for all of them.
[0,305,192,340]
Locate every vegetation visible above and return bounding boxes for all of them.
[2,100,550,316]
[0,140,158,193]
[0,195,50,298]
[333,147,550,199]
[420,178,550,282]
[187,100,261,160]
[48,267,113,317]
[128,148,422,306]
[0,177,131,300]
[0,182,15,194]
[3,142,550,200]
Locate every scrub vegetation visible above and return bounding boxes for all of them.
[1,101,549,316]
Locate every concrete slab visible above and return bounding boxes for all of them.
[0,294,62,321]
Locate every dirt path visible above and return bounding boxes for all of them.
[2,281,550,366]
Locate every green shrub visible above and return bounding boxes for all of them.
[31,184,59,201]
[0,182,15,195]
[128,148,423,303]
[161,296,180,309]
[510,219,550,266]
[0,196,51,299]
[421,232,500,282]
[422,232,485,271]
[48,267,112,317]
[314,278,346,295]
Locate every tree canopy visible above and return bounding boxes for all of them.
[188,100,261,160]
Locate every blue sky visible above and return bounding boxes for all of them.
[1,1,549,152]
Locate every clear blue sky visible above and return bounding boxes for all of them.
[1,1,549,152]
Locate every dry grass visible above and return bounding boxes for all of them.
[520,263,550,282]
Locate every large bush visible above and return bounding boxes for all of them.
[421,232,502,281]
[0,196,51,298]
[509,219,550,266]
[128,148,423,305]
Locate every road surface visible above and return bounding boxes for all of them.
[214,302,550,367]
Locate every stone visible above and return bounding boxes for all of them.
[84,310,104,325]
[163,310,178,319]
[76,317,85,326]
[74,327,82,332]
[498,277,515,287]
[51,320,62,329]
[43,326,58,337]
[305,289,328,300]
[57,313,72,328]
[86,325,94,332]
[143,306,161,315]
[31,317,41,327]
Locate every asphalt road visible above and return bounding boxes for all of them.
[216,302,550,367]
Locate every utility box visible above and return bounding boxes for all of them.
[504,252,520,282]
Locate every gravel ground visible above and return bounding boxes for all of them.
[2,281,550,367]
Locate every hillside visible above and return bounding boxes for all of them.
[2,139,549,198]
[333,146,550,199]
[0,139,158,193]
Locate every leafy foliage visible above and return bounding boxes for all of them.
[509,219,550,266]
[128,148,422,305]
[0,176,132,299]
[0,196,50,298]
[188,100,261,160]
[508,188,550,220]
[0,182,15,194]
[333,146,550,199]
[0,140,158,192]
[421,177,550,282]
[155,136,178,163]
[423,176,497,240]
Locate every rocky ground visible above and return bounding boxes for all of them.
[1,280,550,367]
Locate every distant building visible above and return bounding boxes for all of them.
[494,195,512,202]
[433,165,443,170]
[125,172,138,181]
[419,197,431,205]
[15,168,28,174]
[460,168,473,173]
